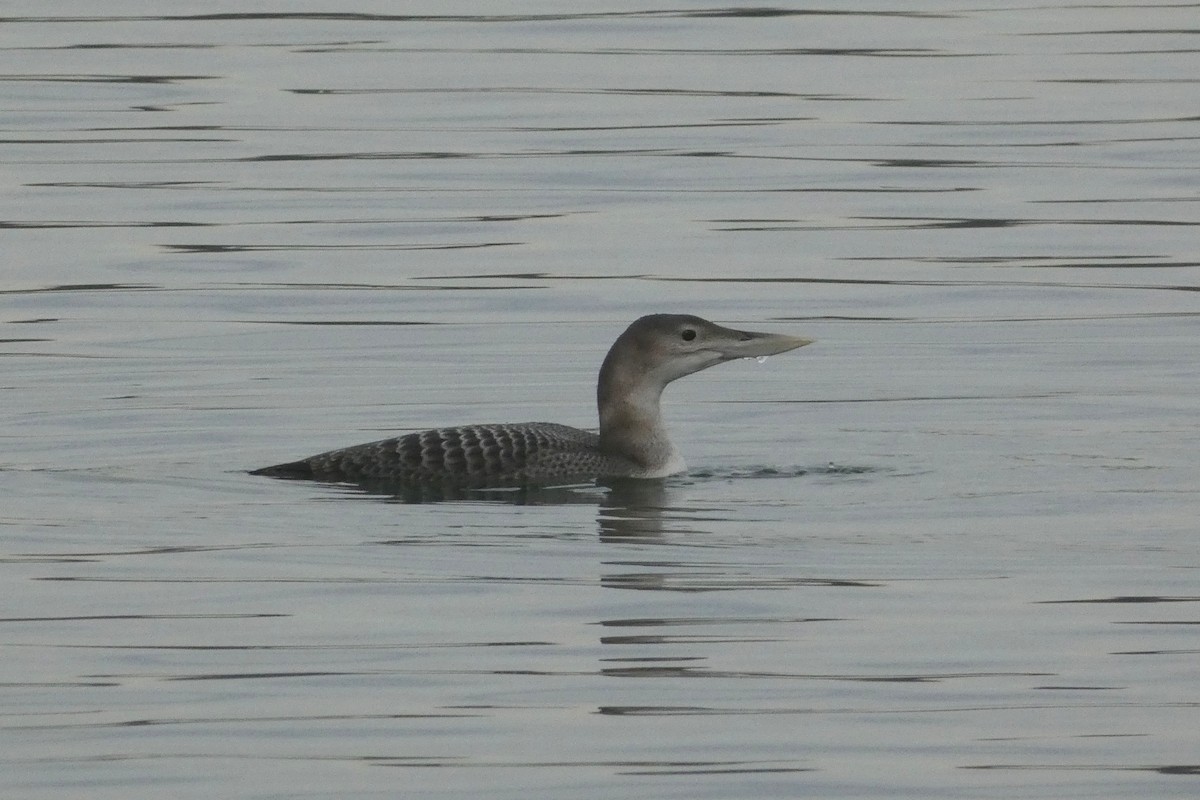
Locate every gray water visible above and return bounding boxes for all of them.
[3,3,1199,798]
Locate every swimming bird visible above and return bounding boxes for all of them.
[251,314,812,488]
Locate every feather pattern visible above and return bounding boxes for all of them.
[252,422,631,486]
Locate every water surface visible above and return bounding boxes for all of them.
[3,3,1198,798]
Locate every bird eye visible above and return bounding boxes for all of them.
[681,328,696,341]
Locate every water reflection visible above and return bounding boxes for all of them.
[295,465,870,542]
[596,479,669,540]
[316,472,677,541]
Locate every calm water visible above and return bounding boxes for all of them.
[3,3,1199,798]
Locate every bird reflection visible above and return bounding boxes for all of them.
[329,473,674,538]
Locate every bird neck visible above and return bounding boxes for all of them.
[596,352,683,476]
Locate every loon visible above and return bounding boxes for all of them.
[251,314,812,488]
